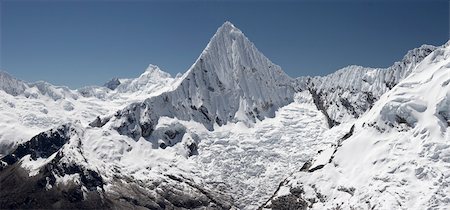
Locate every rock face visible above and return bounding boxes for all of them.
[104,78,121,90]
[0,124,72,169]
[0,123,233,209]
[0,123,106,209]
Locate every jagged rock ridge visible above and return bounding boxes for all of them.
[299,44,436,127]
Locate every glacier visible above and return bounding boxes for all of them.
[0,21,448,210]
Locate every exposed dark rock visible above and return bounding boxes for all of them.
[0,124,111,209]
[308,164,325,172]
[395,115,409,125]
[340,124,355,142]
[89,116,110,128]
[215,116,223,126]
[199,105,211,121]
[187,142,198,157]
[164,130,178,139]
[340,98,358,118]
[337,186,355,196]
[289,187,305,197]
[163,174,233,209]
[364,91,376,108]
[259,178,290,209]
[1,124,71,169]
[0,152,109,209]
[104,78,121,90]
[263,124,356,209]
[270,194,308,210]
[386,80,396,90]
[299,160,312,172]
[106,173,232,210]
[308,88,339,128]
[141,122,154,138]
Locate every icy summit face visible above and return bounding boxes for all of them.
[103,21,295,140]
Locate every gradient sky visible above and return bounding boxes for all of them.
[1,0,449,88]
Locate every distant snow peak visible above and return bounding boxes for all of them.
[143,64,171,78]
[0,70,27,96]
[104,78,121,90]
[217,21,240,35]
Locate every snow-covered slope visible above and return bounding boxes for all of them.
[78,64,175,100]
[0,21,299,209]
[265,41,450,209]
[301,45,436,127]
[0,65,174,157]
[97,21,295,140]
[0,21,447,210]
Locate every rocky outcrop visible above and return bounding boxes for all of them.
[0,123,233,209]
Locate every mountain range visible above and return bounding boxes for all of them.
[0,22,448,209]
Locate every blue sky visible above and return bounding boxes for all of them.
[1,1,448,88]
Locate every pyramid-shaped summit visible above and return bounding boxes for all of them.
[179,21,295,120]
[190,21,292,88]
[106,21,296,139]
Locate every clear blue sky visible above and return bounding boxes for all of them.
[1,0,448,88]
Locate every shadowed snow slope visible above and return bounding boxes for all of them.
[265,41,450,209]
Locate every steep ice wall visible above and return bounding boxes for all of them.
[103,22,296,138]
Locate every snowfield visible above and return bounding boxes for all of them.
[0,64,176,157]
[265,41,450,209]
[0,21,448,209]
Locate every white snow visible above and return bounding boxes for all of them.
[0,64,175,157]
[1,21,448,210]
[20,153,57,176]
[275,41,450,209]
[302,44,436,124]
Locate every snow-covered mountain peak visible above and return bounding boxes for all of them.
[186,21,292,91]
[221,20,236,29]
[99,22,296,139]
[266,41,450,210]
[400,44,436,63]
[0,70,27,96]
[195,21,288,75]
[211,21,241,40]
[143,64,172,78]
[171,21,295,124]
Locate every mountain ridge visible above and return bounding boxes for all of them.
[0,22,448,210]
